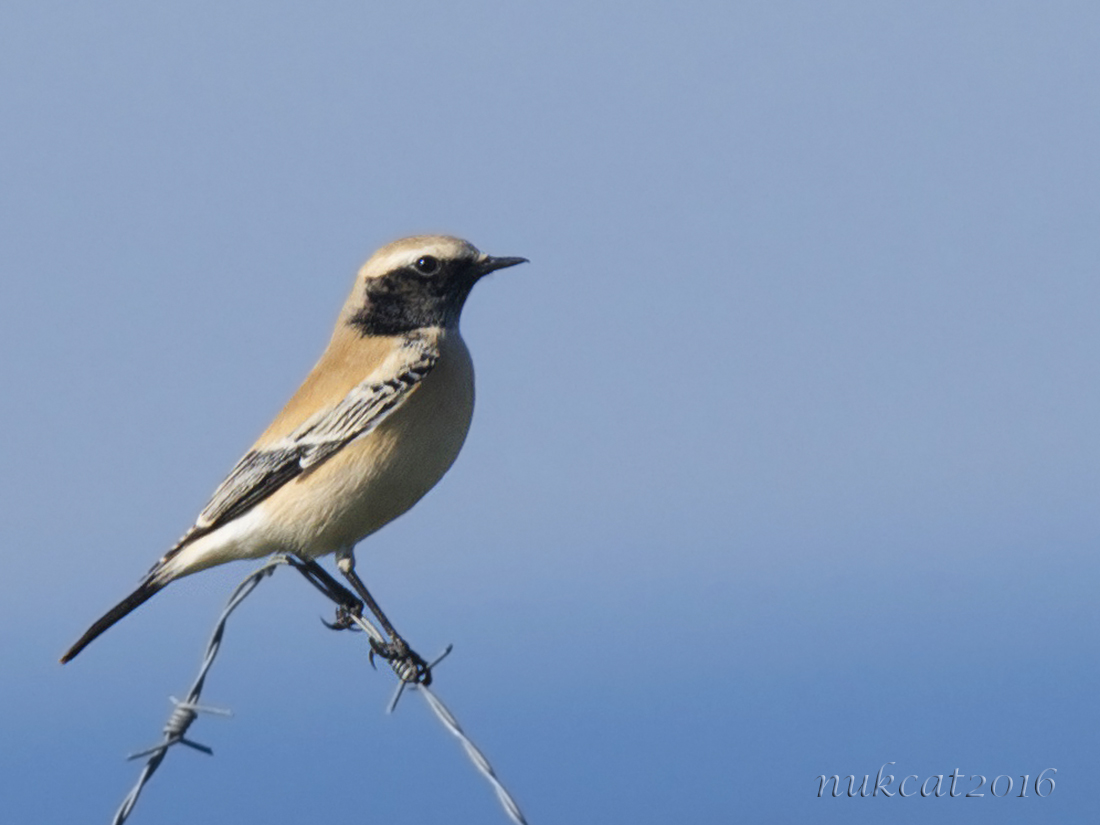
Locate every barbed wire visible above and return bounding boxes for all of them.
[110,554,528,825]
[413,683,528,825]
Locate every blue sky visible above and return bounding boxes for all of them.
[2,3,1099,823]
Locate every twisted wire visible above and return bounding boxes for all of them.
[414,683,529,825]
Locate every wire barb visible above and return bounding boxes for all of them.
[125,697,225,760]
[388,645,453,713]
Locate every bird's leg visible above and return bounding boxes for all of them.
[335,549,431,685]
[286,555,364,630]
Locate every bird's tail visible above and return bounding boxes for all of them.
[59,575,166,663]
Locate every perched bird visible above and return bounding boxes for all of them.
[61,235,527,680]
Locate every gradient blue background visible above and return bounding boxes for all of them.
[2,3,1098,822]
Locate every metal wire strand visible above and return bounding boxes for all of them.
[110,554,529,825]
[412,683,529,825]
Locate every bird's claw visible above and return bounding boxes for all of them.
[321,604,362,631]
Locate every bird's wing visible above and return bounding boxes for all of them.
[170,335,439,552]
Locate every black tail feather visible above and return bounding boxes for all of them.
[60,577,166,663]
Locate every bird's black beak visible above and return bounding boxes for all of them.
[476,255,529,277]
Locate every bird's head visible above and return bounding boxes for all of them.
[344,235,527,336]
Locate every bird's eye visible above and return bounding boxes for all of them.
[414,255,440,275]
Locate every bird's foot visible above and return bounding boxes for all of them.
[368,637,432,685]
[321,603,363,631]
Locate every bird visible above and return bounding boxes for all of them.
[61,235,527,681]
